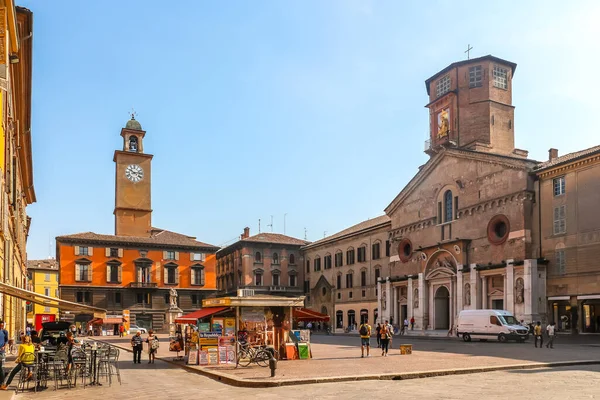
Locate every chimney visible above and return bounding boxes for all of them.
[242,227,250,239]
[548,148,559,161]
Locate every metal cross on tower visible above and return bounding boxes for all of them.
[465,44,473,60]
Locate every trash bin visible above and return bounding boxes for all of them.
[298,343,310,359]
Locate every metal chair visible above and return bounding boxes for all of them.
[71,348,89,388]
[96,348,112,385]
[106,347,121,385]
[47,347,69,390]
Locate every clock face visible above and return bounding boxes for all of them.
[125,164,144,183]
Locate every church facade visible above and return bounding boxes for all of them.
[378,55,548,330]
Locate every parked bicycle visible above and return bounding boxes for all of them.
[236,342,270,368]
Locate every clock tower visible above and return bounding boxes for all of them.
[113,116,153,237]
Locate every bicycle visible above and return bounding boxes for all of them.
[236,342,270,368]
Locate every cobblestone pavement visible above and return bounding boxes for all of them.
[13,360,600,400]
[99,333,600,381]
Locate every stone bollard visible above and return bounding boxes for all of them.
[269,354,277,377]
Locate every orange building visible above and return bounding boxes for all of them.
[56,117,218,332]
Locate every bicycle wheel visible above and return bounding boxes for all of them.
[237,349,252,367]
[255,350,270,367]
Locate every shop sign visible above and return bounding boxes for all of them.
[208,348,219,365]
[242,307,265,322]
[203,298,231,307]
[198,322,210,332]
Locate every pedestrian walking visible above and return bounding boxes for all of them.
[545,322,556,349]
[380,320,391,356]
[403,318,409,335]
[534,321,543,348]
[375,323,382,348]
[359,319,371,358]
[410,317,415,330]
[131,331,143,363]
[146,330,159,364]
[88,323,93,336]
[25,326,31,337]
[119,325,125,337]
[0,320,8,386]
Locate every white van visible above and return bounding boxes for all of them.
[456,310,529,343]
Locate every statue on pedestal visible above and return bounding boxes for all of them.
[169,288,178,309]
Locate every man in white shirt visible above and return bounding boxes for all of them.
[545,322,556,349]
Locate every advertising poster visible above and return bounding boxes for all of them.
[198,322,210,332]
[122,310,130,332]
[224,318,235,336]
[219,335,235,347]
[208,348,219,365]
[212,318,224,335]
[199,350,209,365]
[218,346,228,364]
[187,349,198,365]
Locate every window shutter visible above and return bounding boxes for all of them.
[560,205,566,233]
[105,248,110,257]
[175,252,179,261]
[75,264,81,281]
[190,268,195,285]
[118,266,122,283]
[88,247,93,256]
[118,248,123,258]
[201,269,205,286]
[190,253,194,261]
[106,265,110,282]
[88,265,93,281]
[163,266,168,284]
[163,251,167,259]
[175,268,180,284]
[74,246,80,256]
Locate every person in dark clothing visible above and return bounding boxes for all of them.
[30,331,41,346]
[131,331,143,364]
[375,323,382,348]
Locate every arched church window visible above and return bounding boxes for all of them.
[129,136,139,152]
[444,190,453,222]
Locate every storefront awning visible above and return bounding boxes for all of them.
[0,281,106,319]
[577,295,600,300]
[175,307,230,324]
[293,308,330,322]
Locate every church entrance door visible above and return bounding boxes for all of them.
[434,286,450,330]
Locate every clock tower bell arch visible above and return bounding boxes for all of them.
[113,116,153,237]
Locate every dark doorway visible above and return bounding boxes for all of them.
[434,286,450,329]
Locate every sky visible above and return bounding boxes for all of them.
[21,0,600,259]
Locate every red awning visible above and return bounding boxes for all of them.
[293,308,330,322]
[174,307,230,324]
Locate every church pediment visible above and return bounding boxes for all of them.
[312,274,333,290]
[385,148,536,217]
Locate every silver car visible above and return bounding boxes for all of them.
[128,324,148,334]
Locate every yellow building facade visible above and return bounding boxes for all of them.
[0,2,36,339]
[26,259,59,330]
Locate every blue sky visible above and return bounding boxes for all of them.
[22,0,600,259]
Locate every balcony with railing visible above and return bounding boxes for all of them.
[128,282,158,288]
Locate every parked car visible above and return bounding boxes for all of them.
[39,321,71,347]
[128,324,147,334]
[456,309,529,343]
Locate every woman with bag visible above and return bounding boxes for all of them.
[145,330,159,364]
